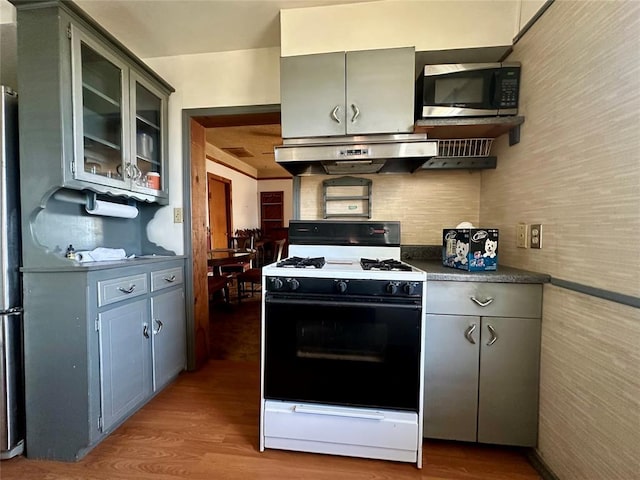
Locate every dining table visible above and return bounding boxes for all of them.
[207,249,254,274]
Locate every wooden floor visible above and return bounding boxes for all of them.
[1,294,542,479]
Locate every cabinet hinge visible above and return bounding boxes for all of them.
[98,416,103,431]
[95,318,99,332]
[71,161,75,175]
[67,25,72,39]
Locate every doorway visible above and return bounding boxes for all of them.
[182,105,281,370]
[207,173,232,249]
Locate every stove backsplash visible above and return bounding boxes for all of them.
[401,244,441,262]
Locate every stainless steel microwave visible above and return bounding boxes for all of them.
[416,62,521,118]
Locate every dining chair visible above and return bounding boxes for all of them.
[236,238,286,301]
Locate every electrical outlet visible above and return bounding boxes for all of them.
[516,223,528,248]
[173,207,183,223]
[530,223,542,249]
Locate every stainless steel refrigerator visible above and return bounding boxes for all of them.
[0,85,24,459]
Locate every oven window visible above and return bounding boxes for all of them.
[264,297,422,411]
[435,77,483,104]
[297,320,387,363]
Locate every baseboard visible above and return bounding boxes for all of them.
[527,448,561,480]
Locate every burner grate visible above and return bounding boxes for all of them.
[360,258,412,271]
[277,256,326,269]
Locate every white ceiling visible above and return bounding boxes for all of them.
[72,0,373,178]
[74,0,373,59]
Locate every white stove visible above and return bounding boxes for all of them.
[259,221,426,468]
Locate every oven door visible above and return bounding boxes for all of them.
[264,293,422,412]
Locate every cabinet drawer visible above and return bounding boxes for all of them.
[98,274,148,307]
[264,400,418,459]
[151,266,184,292]
[427,281,542,318]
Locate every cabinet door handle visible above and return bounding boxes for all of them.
[132,164,142,181]
[331,105,341,124]
[163,275,176,283]
[124,163,134,179]
[486,324,498,346]
[464,323,477,344]
[350,103,360,123]
[470,296,494,307]
[118,284,136,294]
[153,319,163,335]
[143,324,150,339]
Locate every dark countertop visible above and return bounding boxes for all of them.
[409,259,550,283]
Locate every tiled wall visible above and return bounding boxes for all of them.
[481,2,640,478]
[299,170,481,245]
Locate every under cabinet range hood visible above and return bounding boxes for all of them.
[274,134,438,175]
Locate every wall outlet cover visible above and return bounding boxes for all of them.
[530,223,542,249]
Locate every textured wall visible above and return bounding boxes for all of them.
[482,1,640,297]
[299,170,481,245]
[538,286,640,480]
[480,2,640,479]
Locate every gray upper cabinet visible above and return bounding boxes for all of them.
[15,1,172,206]
[70,24,168,201]
[280,47,415,138]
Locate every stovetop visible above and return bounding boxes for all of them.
[264,255,425,281]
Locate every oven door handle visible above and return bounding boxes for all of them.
[294,404,385,421]
[265,297,421,310]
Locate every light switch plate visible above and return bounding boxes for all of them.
[173,208,183,223]
[530,224,542,249]
[516,223,528,248]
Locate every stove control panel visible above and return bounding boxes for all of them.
[266,276,423,298]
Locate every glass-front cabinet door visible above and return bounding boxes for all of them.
[71,24,129,189]
[130,72,166,197]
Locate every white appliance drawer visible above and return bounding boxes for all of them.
[263,400,418,462]
[98,273,148,307]
[151,266,184,292]
[426,281,542,318]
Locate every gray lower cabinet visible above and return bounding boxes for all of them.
[99,299,152,432]
[22,259,185,461]
[151,288,186,391]
[423,281,542,447]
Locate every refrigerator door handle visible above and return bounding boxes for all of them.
[0,308,23,317]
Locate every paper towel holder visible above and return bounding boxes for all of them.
[53,190,139,219]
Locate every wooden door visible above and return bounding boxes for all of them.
[260,191,283,236]
[207,173,232,249]
[190,119,209,369]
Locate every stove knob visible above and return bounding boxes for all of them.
[403,282,416,295]
[289,278,300,291]
[386,282,398,295]
[336,280,348,294]
[271,278,284,290]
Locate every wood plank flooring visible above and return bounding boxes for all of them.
[0,294,542,479]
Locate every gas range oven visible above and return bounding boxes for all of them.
[259,221,426,467]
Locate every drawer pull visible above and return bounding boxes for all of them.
[464,323,477,344]
[486,324,498,346]
[470,296,494,307]
[118,284,136,294]
[163,275,176,283]
[294,404,385,421]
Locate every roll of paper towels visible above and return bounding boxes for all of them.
[85,200,139,218]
